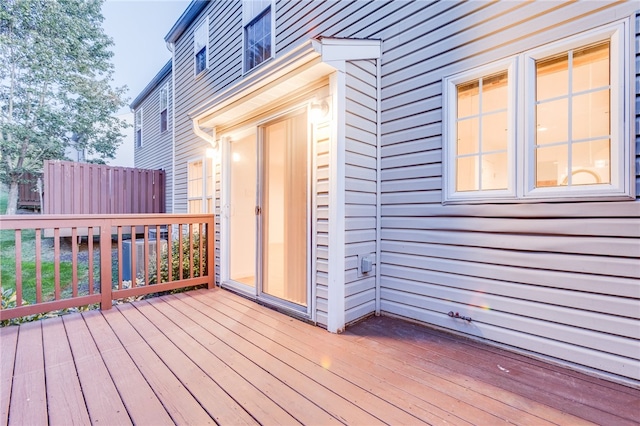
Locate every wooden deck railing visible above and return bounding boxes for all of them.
[0,214,214,321]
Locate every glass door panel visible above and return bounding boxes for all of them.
[262,112,307,306]
[229,133,257,287]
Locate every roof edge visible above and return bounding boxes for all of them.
[130,60,172,110]
[164,0,209,45]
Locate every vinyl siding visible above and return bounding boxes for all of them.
[172,0,242,213]
[167,0,639,383]
[344,60,378,324]
[315,120,330,326]
[133,73,173,212]
[273,0,639,383]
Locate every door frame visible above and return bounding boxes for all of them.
[219,102,314,318]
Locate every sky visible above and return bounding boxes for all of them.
[101,0,191,115]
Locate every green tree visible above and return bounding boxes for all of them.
[0,0,128,214]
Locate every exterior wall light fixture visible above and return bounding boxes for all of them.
[310,100,329,122]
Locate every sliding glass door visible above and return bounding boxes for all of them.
[226,109,308,309]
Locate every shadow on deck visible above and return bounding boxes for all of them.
[1,288,638,425]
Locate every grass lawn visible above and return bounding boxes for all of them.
[0,187,7,214]
[0,229,89,304]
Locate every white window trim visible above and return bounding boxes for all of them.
[187,157,205,213]
[242,0,275,74]
[194,17,209,76]
[443,19,633,204]
[135,108,143,149]
[523,20,630,200]
[443,58,518,203]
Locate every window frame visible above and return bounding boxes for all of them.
[187,158,205,213]
[194,17,209,77]
[443,58,518,203]
[442,19,633,204]
[187,157,215,214]
[159,83,169,133]
[135,108,143,149]
[523,21,629,200]
[242,0,274,73]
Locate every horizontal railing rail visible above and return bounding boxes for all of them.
[0,214,214,321]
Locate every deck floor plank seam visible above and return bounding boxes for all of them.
[131,298,303,425]
[62,313,132,425]
[165,292,382,425]
[80,310,175,426]
[42,317,91,425]
[201,289,567,425]
[7,321,47,426]
[147,294,343,425]
[193,289,485,425]
[206,288,575,424]
[98,306,215,425]
[114,302,260,425]
[210,288,640,425]
[2,288,638,426]
[351,317,639,426]
[0,326,19,425]
[176,291,434,425]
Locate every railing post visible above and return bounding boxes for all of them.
[207,218,215,289]
[100,220,113,310]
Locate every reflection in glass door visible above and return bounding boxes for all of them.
[261,112,308,306]
[229,133,257,288]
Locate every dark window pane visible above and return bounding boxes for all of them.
[195,47,207,74]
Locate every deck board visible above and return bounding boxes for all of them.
[0,326,18,425]
[1,287,639,425]
[41,317,90,425]
[80,310,174,426]
[9,321,47,425]
[62,313,132,425]
[201,289,575,425]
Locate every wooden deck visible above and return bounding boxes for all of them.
[1,288,638,425]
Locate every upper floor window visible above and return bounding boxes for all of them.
[159,83,169,133]
[443,20,631,203]
[194,17,208,76]
[243,0,273,72]
[135,109,142,148]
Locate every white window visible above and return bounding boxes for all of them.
[194,17,208,76]
[243,0,273,72]
[159,83,168,133]
[188,158,214,213]
[443,20,632,203]
[188,159,204,213]
[135,109,142,148]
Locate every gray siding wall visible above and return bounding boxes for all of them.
[134,73,174,212]
[172,0,242,213]
[344,60,378,324]
[315,120,330,326]
[274,0,639,382]
[169,0,638,382]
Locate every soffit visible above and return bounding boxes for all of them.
[192,38,382,130]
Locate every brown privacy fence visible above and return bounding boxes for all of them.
[43,160,165,215]
[18,172,42,209]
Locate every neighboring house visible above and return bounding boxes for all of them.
[132,0,639,386]
[131,60,173,210]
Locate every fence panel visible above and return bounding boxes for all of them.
[43,160,165,215]
[17,172,41,209]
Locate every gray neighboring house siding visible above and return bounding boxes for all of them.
[131,60,174,212]
[148,0,638,385]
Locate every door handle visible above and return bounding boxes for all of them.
[255,206,261,215]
